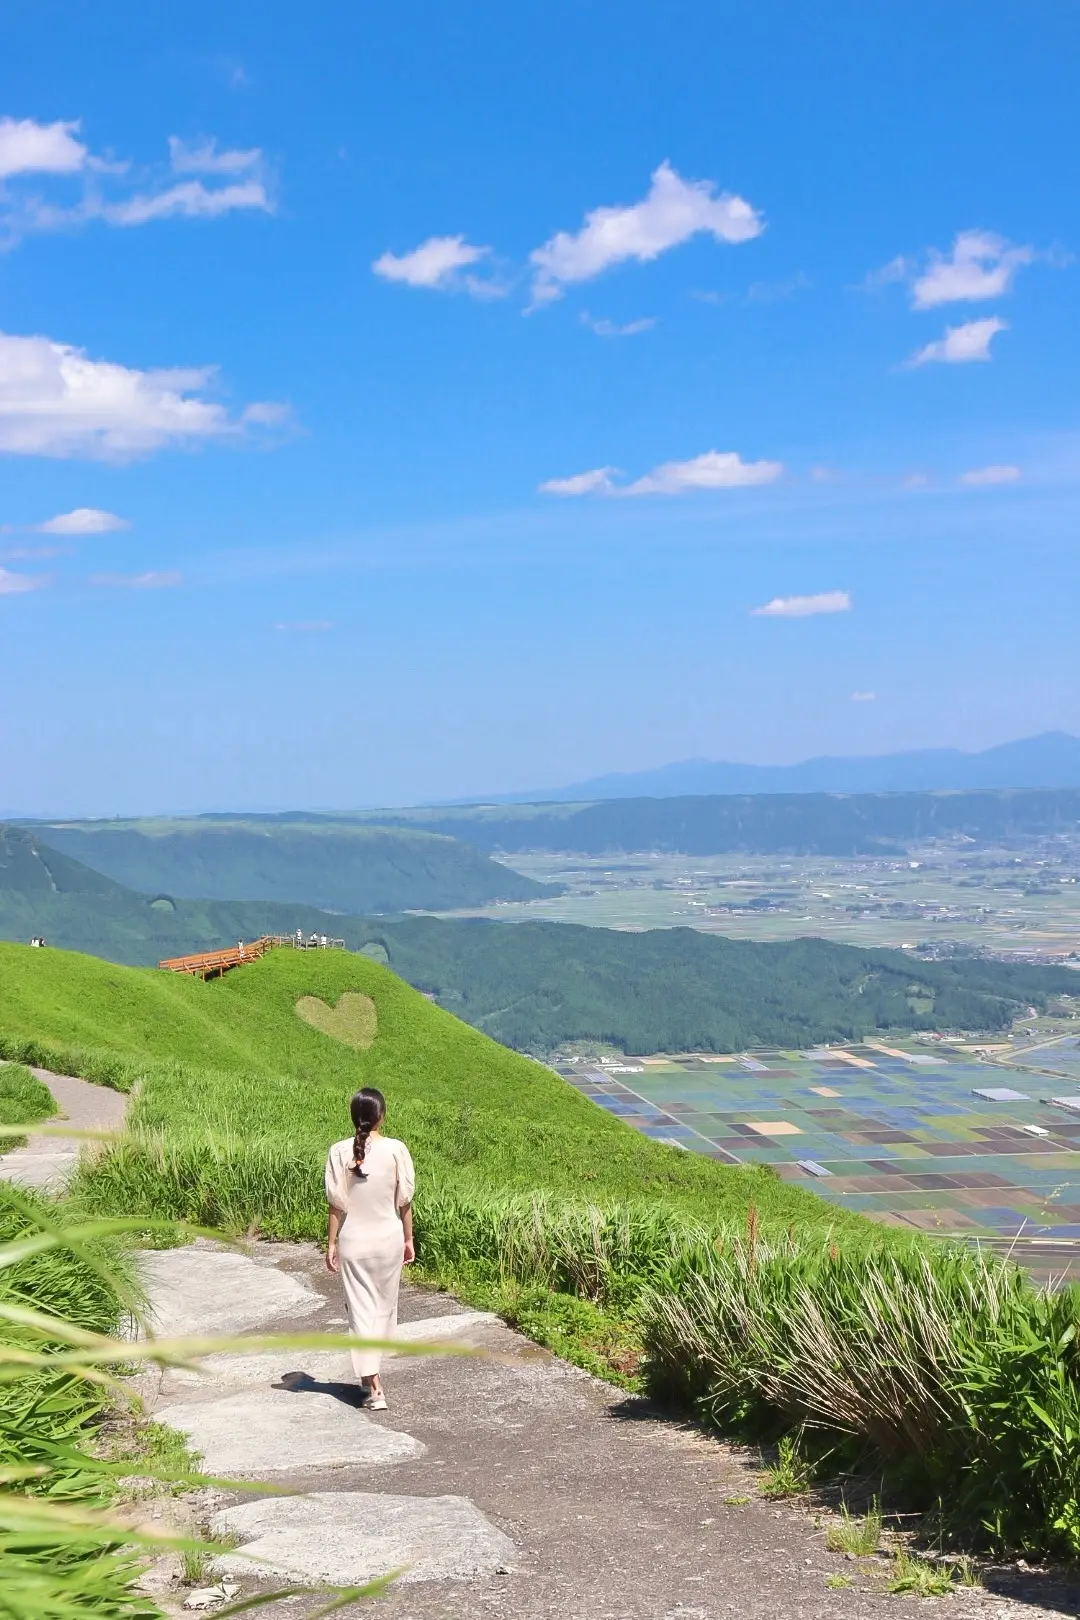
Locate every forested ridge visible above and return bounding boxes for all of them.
[353,916,1076,1053]
[371,787,1080,855]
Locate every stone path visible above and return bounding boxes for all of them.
[1,1065,127,1190]
[136,1238,1078,1620]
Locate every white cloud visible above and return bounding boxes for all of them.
[859,254,911,292]
[624,450,782,496]
[539,466,618,496]
[99,178,270,226]
[37,506,130,535]
[540,450,782,498]
[909,316,1007,367]
[167,136,262,176]
[241,400,291,427]
[529,162,763,304]
[850,690,877,702]
[0,565,49,594]
[752,590,851,618]
[746,271,809,303]
[0,117,87,178]
[912,230,1033,308]
[0,330,283,459]
[372,234,497,295]
[0,124,271,243]
[0,544,67,560]
[91,570,181,589]
[580,314,657,337]
[960,463,1021,487]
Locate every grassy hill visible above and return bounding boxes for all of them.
[0,940,866,1242]
[28,817,554,910]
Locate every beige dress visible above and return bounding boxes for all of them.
[324,1134,415,1377]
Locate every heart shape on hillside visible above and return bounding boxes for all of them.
[295,992,378,1050]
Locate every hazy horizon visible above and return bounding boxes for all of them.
[6,728,1080,821]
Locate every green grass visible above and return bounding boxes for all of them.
[640,1228,1080,1557]
[825,1501,883,1556]
[885,1548,957,1597]
[759,1435,814,1499]
[0,1061,58,1147]
[0,1183,154,1618]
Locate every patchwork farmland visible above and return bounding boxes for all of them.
[558,1034,1080,1279]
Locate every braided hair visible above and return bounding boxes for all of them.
[349,1087,386,1177]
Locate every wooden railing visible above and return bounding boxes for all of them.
[158,932,347,979]
[158,935,290,980]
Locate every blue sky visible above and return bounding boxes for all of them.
[2,1,1079,814]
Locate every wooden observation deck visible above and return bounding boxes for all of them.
[158,935,289,981]
[158,932,346,980]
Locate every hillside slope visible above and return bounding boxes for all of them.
[350,916,1080,1053]
[0,942,869,1240]
[0,825,392,964]
[30,818,553,910]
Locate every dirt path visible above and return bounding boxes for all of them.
[1,1066,127,1191]
[137,1238,1078,1620]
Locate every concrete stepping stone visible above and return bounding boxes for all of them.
[213,1490,516,1586]
[154,1387,425,1475]
[388,1310,500,1349]
[4,1148,82,1191]
[160,1311,500,1395]
[140,1248,323,1338]
[161,1347,354,1395]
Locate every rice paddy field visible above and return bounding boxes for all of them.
[557,1033,1080,1280]
[442,841,1080,957]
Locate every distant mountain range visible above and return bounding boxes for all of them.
[486,732,1080,803]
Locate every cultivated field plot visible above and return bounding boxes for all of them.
[451,843,1080,957]
[557,1037,1080,1277]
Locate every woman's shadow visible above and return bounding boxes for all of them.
[271,1370,370,1408]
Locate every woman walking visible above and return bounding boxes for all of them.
[325,1087,415,1409]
